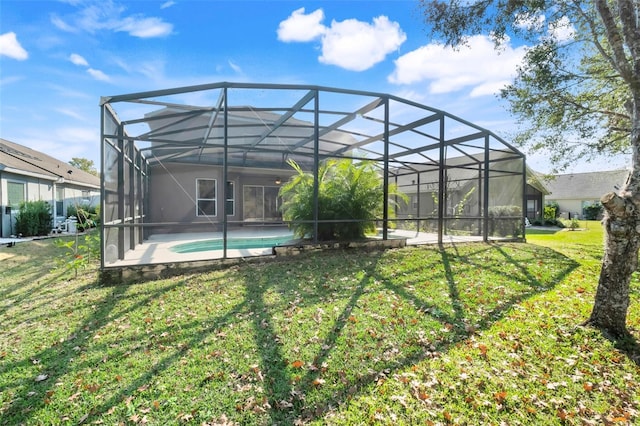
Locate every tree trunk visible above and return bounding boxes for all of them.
[586,96,640,339]
[586,193,638,338]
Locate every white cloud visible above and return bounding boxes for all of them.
[50,15,77,33]
[228,60,242,74]
[547,16,575,43]
[117,16,173,38]
[277,9,406,72]
[319,16,406,71]
[87,68,110,82]
[160,1,176,9]
[515,13,545,32]
[51,1,173,38]
[277,8,326,42]
[55,107,86,120]
[69,53,89,66]
[0,75,25,87]
[389,35,526,97]
[0,32,28,60]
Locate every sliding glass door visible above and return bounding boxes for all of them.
[243,185,281,221]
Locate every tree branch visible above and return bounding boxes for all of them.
[594,0,634,81]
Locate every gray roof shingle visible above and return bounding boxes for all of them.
[545,169,629,200]
[0,138,100,188]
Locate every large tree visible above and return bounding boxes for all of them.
[69,157,98,176]
[420,0,639,339]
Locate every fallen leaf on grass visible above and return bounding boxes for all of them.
[277,400,294,410]
[494,391,507,403]
[35,374,49,382]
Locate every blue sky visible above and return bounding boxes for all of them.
[0,0,629,173]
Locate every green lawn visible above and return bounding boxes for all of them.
[1,225,638,425]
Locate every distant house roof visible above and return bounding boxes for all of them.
[143,107,361,170]
[0,138,100,189]
[545,169,629,200]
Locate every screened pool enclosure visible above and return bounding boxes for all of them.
[100,82,526,272]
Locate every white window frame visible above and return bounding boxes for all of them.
[196,178,217,217]
[226,181,235,216]
[7,181,26,210]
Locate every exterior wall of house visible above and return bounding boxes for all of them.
[147,163,295,234]
[0,171,53,237]
[0,170,100,237]
[547,198,599,219]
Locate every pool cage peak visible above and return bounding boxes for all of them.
[100,82,526,271]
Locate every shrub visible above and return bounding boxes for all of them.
[67,204,99,232]
[14,200,52,237]
[583,202,603,220]
[280,159,408,241]
[54,231,100,278]
[488,205,522,237]
[544,201,560,220]
[563,217,580,230]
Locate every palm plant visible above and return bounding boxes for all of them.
[279,158,408,241]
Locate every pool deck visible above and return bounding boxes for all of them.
[104,227,486,268]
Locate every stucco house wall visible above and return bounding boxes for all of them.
[147,162,295,235]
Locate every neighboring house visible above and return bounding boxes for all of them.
[544,169,629,219]
[0,138,100,237]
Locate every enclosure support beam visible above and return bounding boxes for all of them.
[222,87,229,259]
[522,158,527,241]
[128,139,136,250]
[437,117,445,245]
[313,90,320,243]
[483,135,490,241]
[383,97,390,240]
[99,105,106,270]
[417,173,421,232]
[477,163,482,239]
[141,156,148,242]
[117,124,125,260]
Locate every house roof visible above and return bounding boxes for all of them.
[544,169,629,200]
[0,138,100,188]
[143,107,361,170]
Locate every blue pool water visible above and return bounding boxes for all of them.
[170,235,294,254]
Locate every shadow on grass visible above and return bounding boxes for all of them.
[0,277,189,424]
[613,335,640,366]
[1,242,580,425]
[239,242,579,424]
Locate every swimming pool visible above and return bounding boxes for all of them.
[170,235,294,254]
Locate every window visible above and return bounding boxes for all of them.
[7,181,25,210]
[226,181,235,216]
[196,179,216,216]
[56,186,64,217]
[81,190,90,203]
